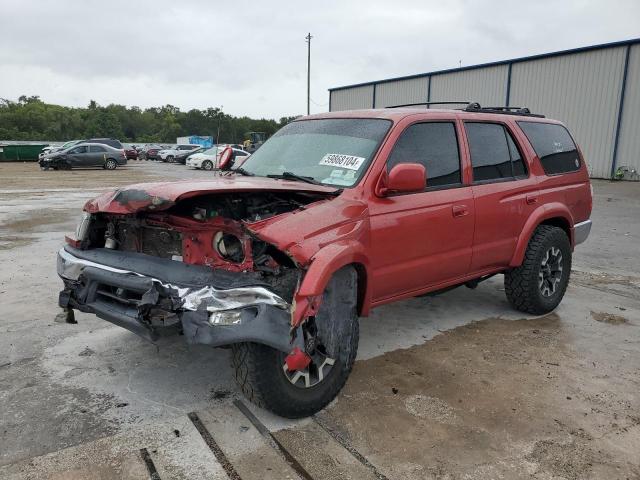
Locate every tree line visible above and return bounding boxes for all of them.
[0,96,298,144]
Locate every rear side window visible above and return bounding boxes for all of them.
[465,122,528,182]
[104,140,122,149]
[89,145,106,153]
[387,122,461,188]
[518,122,580,175]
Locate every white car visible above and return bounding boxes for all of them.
[38,140,82,160]
[186,146,251,171]
[158,144,202,162]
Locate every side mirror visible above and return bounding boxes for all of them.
[218,147,234,170]
[377,163,426,196]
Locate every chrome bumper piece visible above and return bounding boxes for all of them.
[573,219,592,246]
[57,247,290,316]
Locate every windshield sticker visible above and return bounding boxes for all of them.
[319,153,366,170]
[321,168,357,186]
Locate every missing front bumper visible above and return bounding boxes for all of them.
[57,246,296,352]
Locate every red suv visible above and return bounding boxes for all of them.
[56,103,592,418]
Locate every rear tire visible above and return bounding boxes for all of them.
[202,160,213,171]
[231,266,359,418]
[504,225,571,315]
[104,158,117,170]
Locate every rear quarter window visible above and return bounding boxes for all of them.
[518,122,580,175]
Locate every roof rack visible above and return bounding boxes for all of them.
[463,103,545,117]
[386,101,470,108]
[385,101,545,117]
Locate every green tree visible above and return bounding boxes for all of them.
[0,95,299,143]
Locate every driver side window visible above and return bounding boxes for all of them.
[387,122,462,189]
[69,146,88,154]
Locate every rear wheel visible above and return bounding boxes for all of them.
[504,225,571,315]
[202,160,213,171]
[231,266,359,418]
[104,158,117,170]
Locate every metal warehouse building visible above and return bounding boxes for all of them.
[329,38,640,179]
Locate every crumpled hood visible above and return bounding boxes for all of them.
[83,177,339,214]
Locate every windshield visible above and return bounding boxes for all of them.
[240,118,392,187]
[61,140,79,149]
[203,147,219,155]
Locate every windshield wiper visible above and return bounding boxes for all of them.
[233,167,254,176]
[267,171,321,185]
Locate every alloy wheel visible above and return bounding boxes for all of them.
[539,246,563,297]
[281,326,335,388]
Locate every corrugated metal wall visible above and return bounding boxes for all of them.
[430,65,509,107]
[329,39,640,178]
[509,47,626,178]
[615,44,640,176]
[374,77,429,108]
[330,85,373,111]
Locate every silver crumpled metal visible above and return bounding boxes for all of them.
[57,248,290,314]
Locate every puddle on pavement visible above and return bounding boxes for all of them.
[590,310,629,325]
[2,209,76,233]
[0,235,34,250]
[310,313,640,480]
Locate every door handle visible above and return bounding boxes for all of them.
[452,204,469,218]
[526,194,538,205]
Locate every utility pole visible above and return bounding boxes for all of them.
[306,32,312,115]
[216,106,223,146]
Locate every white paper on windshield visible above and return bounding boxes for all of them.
[319,153,366,170]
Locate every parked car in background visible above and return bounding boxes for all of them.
[173,146,205,164]
[39,143,127,170]
[186,146,251,170]
[141,144,164,161]
[159,144,202,163]
[39,145,59,158]
[38,139,84,160]
[123,146,139,160]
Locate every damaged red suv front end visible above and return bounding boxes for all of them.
[57,116,397,417]
[58,177,355,352]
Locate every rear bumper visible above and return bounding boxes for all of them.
[57,246,295,352]
[574,219,592,246]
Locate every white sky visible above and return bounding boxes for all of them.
[1,0,638,118]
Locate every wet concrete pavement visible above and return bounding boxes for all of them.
[0,161,639,479]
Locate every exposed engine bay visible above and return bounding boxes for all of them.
[79,191,331,302]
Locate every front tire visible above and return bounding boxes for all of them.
[504,225,571,315]
[104,158,117,170]
[231,266,359,418]
[202,160,213,171]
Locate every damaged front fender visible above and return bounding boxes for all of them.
[290,240,372,326]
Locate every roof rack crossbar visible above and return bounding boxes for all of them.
[385,101,545,117]
[464,103,545,117]
[386,101,471,108]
